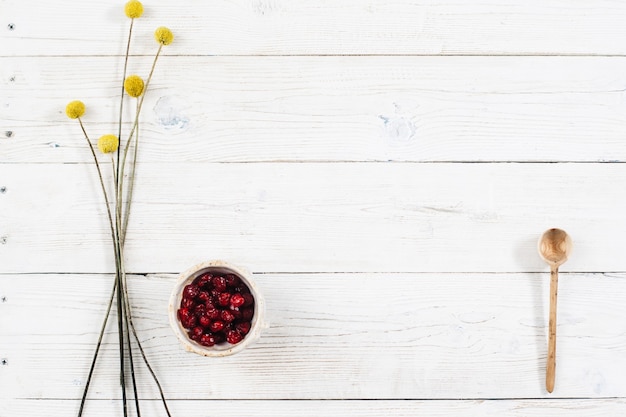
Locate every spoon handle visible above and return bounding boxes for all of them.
[546,265,559,393]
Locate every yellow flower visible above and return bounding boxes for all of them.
[154,26,174,45]
[97,134,119,154]
[124,0,144,18]
[65,100,85,119]
[124,75,145,98]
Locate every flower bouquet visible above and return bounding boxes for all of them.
[65,2,173,416]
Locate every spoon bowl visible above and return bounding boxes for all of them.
[539,228,573,267]
[538,228,572,394]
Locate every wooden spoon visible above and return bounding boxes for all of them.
[538,228,573,393]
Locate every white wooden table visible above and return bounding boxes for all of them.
[2,1,626,415]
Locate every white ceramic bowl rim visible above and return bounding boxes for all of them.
[168,260,266,357]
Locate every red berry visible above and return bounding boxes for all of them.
[193,304,206,316]
[198,291,211,302]
[199,334,216,347]
[225,274,241,287]
[234,285,250,294]
[183,284,200,299]
[236,322,251,335]
[221,309,236,323]
[226,329,243,344]
[178,307,191,322]
[182,314,197,329]
[230,293,245,308]
[197,274,213,288]
[229,307,242,320]
[212,276,227,292]
[181,297,195,309]
[199,314,211,328]
[242,293,254,307]
[191,326,204,338]
[241,308,254,321]
[206,307,220,320]
[217,292,231,307]
[209,320,225,332]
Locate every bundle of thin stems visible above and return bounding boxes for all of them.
[64,2,174,416]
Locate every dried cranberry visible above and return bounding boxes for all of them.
[217,292,231,307]
[206,307,220,320]
[198,314,211,328]
[199,334,216,347]
[226,329,243,344]
[221,309,236,323]
[212,276,227,292]
[178,307,191,322]
[241,308,254,321]
[183,284,200,299]
[234,285,250,294]
[181,297,195,309]
[182,314,197,329]
[209,320,225,333]
[229,307,242,320]
[197,274,213,288]
[230,293,245,308]
[236,322,251,335]
[193,304,206,316]
[198,291,211,303]
[225,274,241,287]
[242,293,254,307]
[190,326,204,338]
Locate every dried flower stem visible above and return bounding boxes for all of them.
[124,44,163,147]
[117,18,135,176]
[119,100,172,417]
[112,165,128,417]
[76,118,120,417]
[119,42,162,245]
[122,273,173,417]
[115,33,170,417]
[120,100,140,246]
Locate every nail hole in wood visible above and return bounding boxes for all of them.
[1,296,6,303]
[7,23,14,31]
[0,186,5,194]
[0,236,7,245]
[8,76,15,83]
[1,359,7,366]
[5,131,13,138]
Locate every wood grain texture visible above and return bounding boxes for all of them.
[4,0,626,413]
[1,162,625,274]
[1,273,625,400]
[4,0,626,56]
[3,399,626,417]
[3,56,626,163]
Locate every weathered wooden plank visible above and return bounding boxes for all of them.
[3,0,626,56]
[0,163,624,273]
[3,56,626,163]
[3,399,626,417]
[1,273,624,399]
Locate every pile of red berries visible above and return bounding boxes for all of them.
[177,272,254,347]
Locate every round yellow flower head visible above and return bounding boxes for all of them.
[154,26,174,45]
[65,100,85,119]
[97,134,119,154]
[124,75,145,98]
[124,0,144,18]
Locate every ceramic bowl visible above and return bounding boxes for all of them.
[169,260,266,357]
